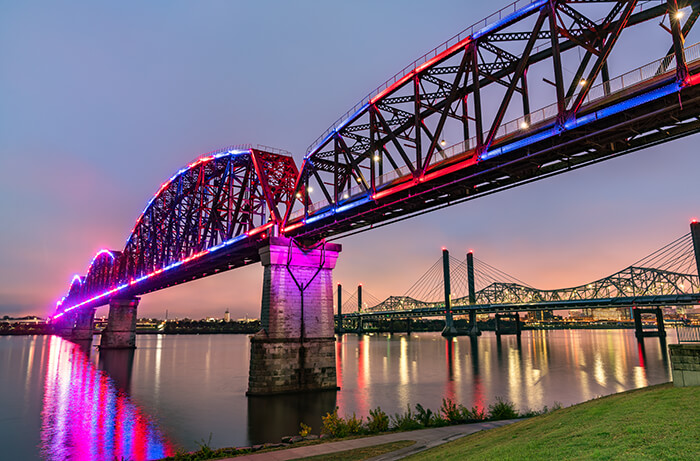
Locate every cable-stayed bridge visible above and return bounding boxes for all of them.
[50,0,700,394]
[341,231,700,319]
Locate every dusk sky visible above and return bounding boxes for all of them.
[2,0,699,320]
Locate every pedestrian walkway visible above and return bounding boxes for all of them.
[224,419,520,461]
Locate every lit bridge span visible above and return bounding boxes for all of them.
[52,0,700,394]
[339,231,700,326]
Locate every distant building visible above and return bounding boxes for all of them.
[2,316,44,325]
[533,310,554,321]
[224,309,231,322]
[588,308,630,321]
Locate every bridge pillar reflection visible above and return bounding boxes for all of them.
[247,237,341,395]
[100,297,139,349]
[71,308,96,341]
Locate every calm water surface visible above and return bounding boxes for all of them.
[0,330,673,460]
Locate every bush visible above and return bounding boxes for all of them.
[321,407,349,438]
[440,398,466,424]
[488,397,519,420]
[415,403,433,427]
[299,422,312,437]
[346,413,364,435]
[460,405,487,422]
[366,407,389,433]
[390,404,423,431]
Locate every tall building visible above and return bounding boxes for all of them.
[224,309,231,322]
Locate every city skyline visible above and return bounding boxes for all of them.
[2,0,700,320]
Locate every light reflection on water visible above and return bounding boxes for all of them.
[0,329,672,460]
[39,337,173,461]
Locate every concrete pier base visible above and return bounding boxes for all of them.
[247,337,337,395]
[71,308,96,341]
[467,311,481,337]
[100,297,139,349]
[441,324,458,336]
[247,237,341,395]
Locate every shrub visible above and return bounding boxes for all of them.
[440,398,466,424]
[366,407,389,433]
[461,405,487,422]
[414,403,433,427]
[346,413,364,435]
[195,433,214,458]
[321,407,349,438]
[390,404,423,431]
[488,397,519,420]
[299,422,312,437]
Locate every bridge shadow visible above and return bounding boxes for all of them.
[247,391,337,444]
[64,337,93,356]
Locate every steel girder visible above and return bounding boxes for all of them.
[283,0,700,240]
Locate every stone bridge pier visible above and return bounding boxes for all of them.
[247,236,341,395]
[71,308,96,340]
[100,297,140,349]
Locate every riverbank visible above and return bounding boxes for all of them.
[406,382,700,460]
[162,383,698,460]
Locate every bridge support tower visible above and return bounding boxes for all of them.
[100,297,139,349]
[495,313,521,337]
[691,221,700,278]
[467,251,481,337]
[336,283,343,335]
[54,312,76,337]
[71,308,96,341]
[632,307,666,341]
[247,237,341,395]
[442,248,457,337]
[356,284,364,334]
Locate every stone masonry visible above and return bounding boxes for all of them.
[247,236,341,395]
[100,297,139,349]
[71,308,96,341]
[669,343,700,387]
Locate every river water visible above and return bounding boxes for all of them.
[0,330,673,460]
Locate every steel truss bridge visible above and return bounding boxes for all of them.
[338,230,700,323]
[55,0,700,320]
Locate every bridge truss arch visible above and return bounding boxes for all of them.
[54,146,298,318]
[283,0,700,241]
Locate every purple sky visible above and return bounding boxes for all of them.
[1,0,699,320]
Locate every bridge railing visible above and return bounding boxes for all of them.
[676,326,700,343]
[291,40,700,222]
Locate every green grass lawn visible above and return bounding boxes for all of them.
[406,383,700,460]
